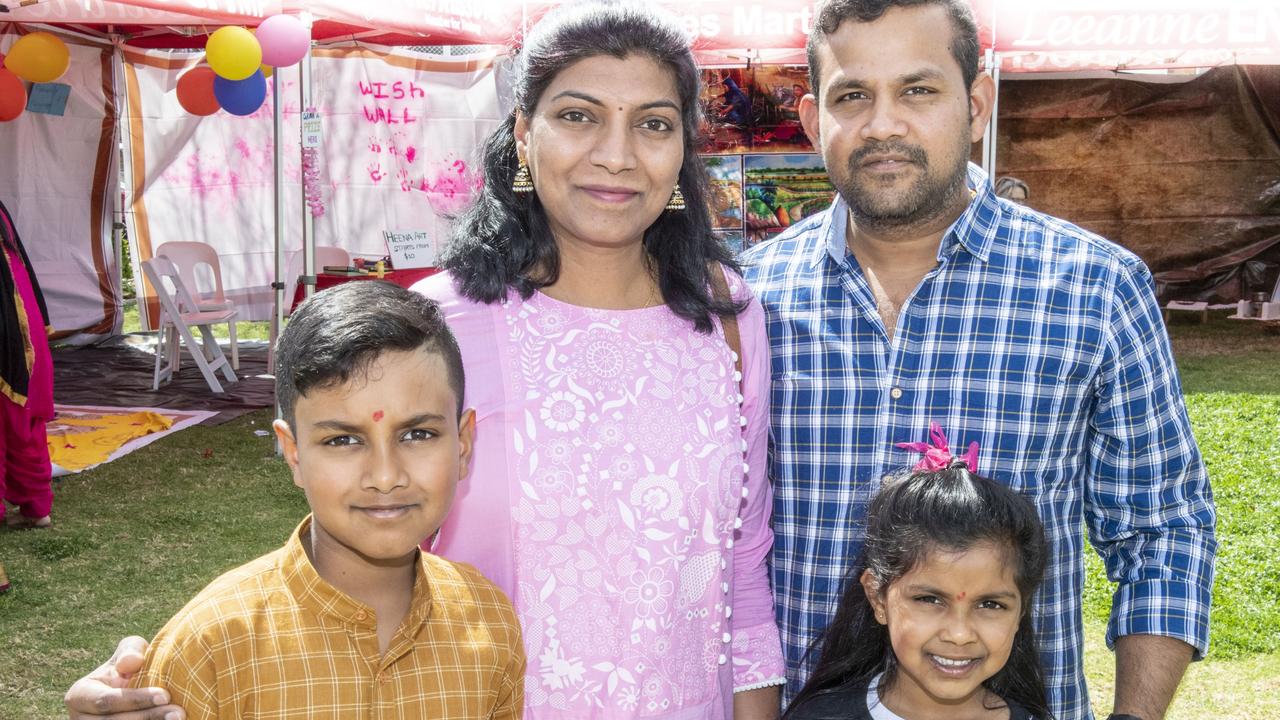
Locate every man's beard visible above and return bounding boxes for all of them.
[834,138,970,234]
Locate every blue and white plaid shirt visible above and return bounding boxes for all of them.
[741,165,1216,720]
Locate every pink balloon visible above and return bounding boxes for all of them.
[256,15,310,67]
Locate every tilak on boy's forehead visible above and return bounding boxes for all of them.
[373,410,384,422]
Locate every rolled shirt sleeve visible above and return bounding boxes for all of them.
[1086,258,1217,659]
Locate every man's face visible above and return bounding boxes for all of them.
[799,5,993,232]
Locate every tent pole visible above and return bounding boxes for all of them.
[988,51,1001,180]
[300,37,316,301]
[272,69,285,363]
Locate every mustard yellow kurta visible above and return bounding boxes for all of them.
[133,516,525,719]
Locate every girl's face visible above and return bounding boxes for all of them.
[514,53,685,255]
[862,541,1023,715]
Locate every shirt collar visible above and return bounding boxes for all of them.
[280,515,434,631]
[818,162,1003,267]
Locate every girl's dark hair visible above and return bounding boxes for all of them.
[785,466,1053,720]
[439,0,743,333]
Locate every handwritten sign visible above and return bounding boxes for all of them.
[383,230,434,269]
[301,109,322,148]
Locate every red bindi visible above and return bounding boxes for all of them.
[957,592,966,600]
[372,410,384,422]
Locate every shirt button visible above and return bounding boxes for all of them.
[741,486,750,498]
[725,606,733,618]
[723,632,732,644]
[379,672,390,684]
[354,610,367,621]
[733,517,743,529]
[739,415,748,427]
[718,653,728,665]
[722,581,729,593]
[726,538,735,549]
[889,386,903,400]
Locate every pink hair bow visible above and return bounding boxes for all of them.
[895,422,979,473]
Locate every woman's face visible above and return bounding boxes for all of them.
[515,54,685,254]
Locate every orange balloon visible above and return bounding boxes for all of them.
[176,66,219,116]
[0,69,26,122]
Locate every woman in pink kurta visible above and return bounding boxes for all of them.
[420,3,787,717]
[419,268,782,718]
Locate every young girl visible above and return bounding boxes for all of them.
[784,458,1052,720]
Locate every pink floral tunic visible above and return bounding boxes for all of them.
[415,271,785,719]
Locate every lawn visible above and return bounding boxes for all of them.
[1,313,1277,719]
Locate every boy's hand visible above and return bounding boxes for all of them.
[65,636,184,720]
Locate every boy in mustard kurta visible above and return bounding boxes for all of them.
[131,282,524,719]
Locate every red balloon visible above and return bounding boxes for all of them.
[0,68,26,122]
[177,66,219,116]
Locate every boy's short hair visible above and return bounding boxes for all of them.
[275,281,465,426]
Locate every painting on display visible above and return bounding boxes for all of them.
[700,66,812,154]
[743,153,835,246]
[702,154,743,231]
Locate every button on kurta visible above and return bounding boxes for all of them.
[889,386,903,400]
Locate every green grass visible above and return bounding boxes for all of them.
[2,313,1278,718]
[120,300,274,343]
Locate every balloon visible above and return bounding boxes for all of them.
[206,26,261,81]
[256,14,310,67]
[214,70,266,116]
[3,31,70,83]
[260,64,273,79]
[0,69,26,121]
[176,67,219,115]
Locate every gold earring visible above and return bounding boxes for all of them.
[665,183,686,212]
[512,160,534,195]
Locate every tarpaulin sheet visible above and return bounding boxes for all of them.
[993,64,1280,302]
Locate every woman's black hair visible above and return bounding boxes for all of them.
[439,0,744,333]
[784,466,1053,720]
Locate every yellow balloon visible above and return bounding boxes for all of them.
[261,64,273,79]
[3,31,70,83]
[205,26,262,81]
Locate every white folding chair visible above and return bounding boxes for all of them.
[155,241,241,369]
[141,256,239,394]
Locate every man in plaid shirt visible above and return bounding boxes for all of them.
[741,2,1216,720]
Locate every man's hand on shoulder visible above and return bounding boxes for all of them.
[65,636,184,720]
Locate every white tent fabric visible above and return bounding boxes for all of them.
[0,32,120,341]
[121,46,501,327]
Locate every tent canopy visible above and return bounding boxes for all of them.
[6,0,1279,69]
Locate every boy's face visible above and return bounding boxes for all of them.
[273,348,474,565]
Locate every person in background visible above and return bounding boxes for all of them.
[1,197,55,531]
[741,1,1216,718]
[994,176,1029,204]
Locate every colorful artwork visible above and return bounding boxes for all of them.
[701,68,754,153]
[702,155,743,231]
[749,66,812,153]
[700,65,812,154]
[743,154,834,246]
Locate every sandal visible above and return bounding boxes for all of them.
[0,561,9,593]
[5,514,51,530]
